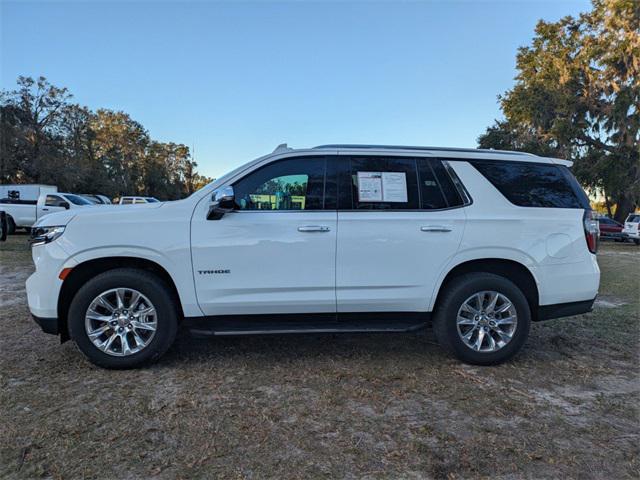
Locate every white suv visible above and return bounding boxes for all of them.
[622,213,640,245]
[26,145,600,368]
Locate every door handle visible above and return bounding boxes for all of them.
[421,226,452,233]
[42,208,49,211]
[298,225,331,232]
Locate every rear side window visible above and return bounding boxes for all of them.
[350,157,419,210]
[417,160,465,209]
[472,161,590,209]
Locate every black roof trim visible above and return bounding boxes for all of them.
[312,144,536,157]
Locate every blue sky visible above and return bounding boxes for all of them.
[2,0,590,178]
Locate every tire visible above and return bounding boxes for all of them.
[0,212,6,241]
[68,268,178,369]
[6,216,16,235]
[634,239,640,246]
[433,272,531,366]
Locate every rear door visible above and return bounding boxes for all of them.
[335,156,467,312]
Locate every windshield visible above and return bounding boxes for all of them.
[626,215,640,223]
[63,194,93,205]
[145,197,159,203]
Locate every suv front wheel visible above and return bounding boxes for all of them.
[68,268,178,369]
[433,273,531,365]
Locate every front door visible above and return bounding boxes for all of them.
[191,156,337,316]
[336,156,466,313]
[37,194,68,219]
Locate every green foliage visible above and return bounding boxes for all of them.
[478,0,639,221]
[0,76,213,200]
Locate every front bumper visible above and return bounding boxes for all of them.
[26,241,76,319]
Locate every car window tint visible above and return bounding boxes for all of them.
[45,195,63,207]
[473,161,588,208]
[350,157,419,210]
[63,194,92,205]
[431,160,464,207]
[416,160,448,209]
[122,198,133,204]
[233,156,325,211]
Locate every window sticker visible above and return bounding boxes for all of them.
[381,172,407,202]
[357,171,407,202]
[357,172,383,201]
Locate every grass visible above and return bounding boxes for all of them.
[0,234,638,479]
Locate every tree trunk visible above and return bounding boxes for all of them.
[613,194,635,223]
[604,196,613,218]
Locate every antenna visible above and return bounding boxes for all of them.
[272,143,292,154]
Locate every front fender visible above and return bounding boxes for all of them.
[62,246,202,317]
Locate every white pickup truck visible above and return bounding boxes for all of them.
[0,191,93,233]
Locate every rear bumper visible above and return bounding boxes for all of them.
[536,298,596,321]
[32,314,59,335]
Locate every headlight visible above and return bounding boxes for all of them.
[30,226,66,247]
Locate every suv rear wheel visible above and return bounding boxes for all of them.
[433,273,531,365]
[68,268,178,369]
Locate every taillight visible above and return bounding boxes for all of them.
[583,210,599,254]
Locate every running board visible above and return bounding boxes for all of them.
[183,312,430,337]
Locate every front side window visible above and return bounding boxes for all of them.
[45,195,64,207]
[233,157,325,211]
[121,198,133,204]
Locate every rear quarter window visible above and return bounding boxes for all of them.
[472,161,590,209]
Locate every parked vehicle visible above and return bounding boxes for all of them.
[1,192,93,232]
[622,213,640,245]
[26,144,600,369]
[0,184,57,202]
[81,194,112,205]
[597,217,624,241]
[0,185,58,233]
[0,211,7,242]
[118,196,160,205]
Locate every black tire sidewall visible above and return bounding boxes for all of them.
[7,216,15,235]
[68,269,178,369]
[434,273,531,365]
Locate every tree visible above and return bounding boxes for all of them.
[0,76,211,200]
[478,0,639,221]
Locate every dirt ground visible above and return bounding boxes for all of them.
[1,234,638,479]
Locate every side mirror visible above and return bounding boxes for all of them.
[207,186,235,220]
[60,201,70,210]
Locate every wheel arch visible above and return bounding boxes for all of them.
[432,258,540,320]
[57,256,184,342]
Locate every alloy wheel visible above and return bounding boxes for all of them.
[456,290,518,353]
[84,288,157,356]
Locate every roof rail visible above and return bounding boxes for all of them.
[312,144,536,157]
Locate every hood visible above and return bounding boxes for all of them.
[34,202,165,228]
